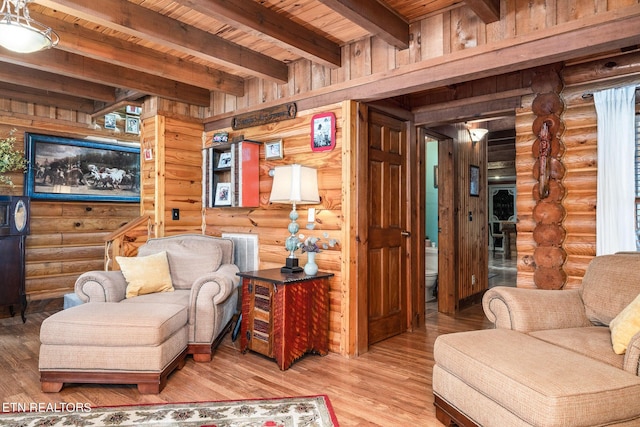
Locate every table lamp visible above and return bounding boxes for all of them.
[269,164,320,273]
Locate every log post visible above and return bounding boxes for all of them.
[531,65,567,290]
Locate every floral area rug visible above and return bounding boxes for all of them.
[0,395,338,427]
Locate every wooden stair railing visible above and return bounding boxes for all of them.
[104,215,153,271]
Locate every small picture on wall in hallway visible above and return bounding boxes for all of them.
[469,165,480,197]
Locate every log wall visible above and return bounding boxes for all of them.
[0,102,140,314]
[204,103,346,353]
[140,111,204,237]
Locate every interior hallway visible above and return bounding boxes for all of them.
[426,254,517,316]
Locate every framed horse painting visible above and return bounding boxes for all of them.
[25,134,140,202]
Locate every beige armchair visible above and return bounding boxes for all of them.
[75,234,240,362]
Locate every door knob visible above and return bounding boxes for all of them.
[401,231,411,237]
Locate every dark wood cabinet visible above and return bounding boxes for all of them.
[238,269,333,370]
[0,195,29,322]
[0,235,26,321]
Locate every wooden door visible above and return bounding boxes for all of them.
[366,109,409,345]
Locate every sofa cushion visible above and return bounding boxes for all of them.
[116,251,174,298]
[121,289,190,308]
[40,302,187,347]
[529,326,623,370]
[138,235,223,290]
[610,292,640,355]
[434,329,640,426]
[580,253,640,326]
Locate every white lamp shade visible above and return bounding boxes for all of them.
[269,164,320,204]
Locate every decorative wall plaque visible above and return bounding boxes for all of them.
[231,103,297,130]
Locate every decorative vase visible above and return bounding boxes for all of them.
[304,251,318,275]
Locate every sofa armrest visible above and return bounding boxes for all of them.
[483,286,592,332]
[75,271,127,303]
[188,263,240,342]
[623,332,640,376]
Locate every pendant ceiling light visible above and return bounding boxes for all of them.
[0,0,59,53]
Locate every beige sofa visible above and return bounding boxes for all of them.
[75,234,240,362]
[433,253,640,426]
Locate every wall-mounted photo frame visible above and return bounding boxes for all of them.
[265,139,283,160]
[214,182,232,206]
[25,133,140,203]
[125,116,140,135]
[125,105,141,115]
[469,164,480,197]
[104,113,117,130]
[311,112,336,152]
[217,152,232,168]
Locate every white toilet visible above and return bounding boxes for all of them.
[425,243,438,302]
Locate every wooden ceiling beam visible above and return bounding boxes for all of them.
[173,0,342,68]
[466,0,500,24]
[0,49,211,106]
[32,12,244,97]
[37,0,289,83]
[317,0,409,49]
[206,5,640,129]
[0,62,116,103]
[0,82,96,113]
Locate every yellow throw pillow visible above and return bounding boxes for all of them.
[610,292,640,355]
[116,251,174,299]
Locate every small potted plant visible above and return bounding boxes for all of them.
[0,129,28,187]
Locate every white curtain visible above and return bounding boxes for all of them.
[594,85,637,255]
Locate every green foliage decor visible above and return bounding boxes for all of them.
[0,129,28,186]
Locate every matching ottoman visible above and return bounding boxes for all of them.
[39,302,188,394]
[433,329,640,426]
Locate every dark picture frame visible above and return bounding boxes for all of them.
[469,164,480,197]
[310,112,336,152]
[25,133,140,202]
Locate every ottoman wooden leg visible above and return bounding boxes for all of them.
[41,381,63,393]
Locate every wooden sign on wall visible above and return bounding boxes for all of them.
[231,103,297,130]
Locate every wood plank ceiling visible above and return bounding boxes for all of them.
[0,0,500,115]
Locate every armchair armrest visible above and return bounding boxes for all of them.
[483,286,592,332]
[623,332,640,376]
[188,263,241,343]
[75,271,127,303]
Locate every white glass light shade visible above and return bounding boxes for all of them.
[0,0,59,53]
[468,128,489,142]
[269,164,320,205]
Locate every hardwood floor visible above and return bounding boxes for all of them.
[0,303,492,426]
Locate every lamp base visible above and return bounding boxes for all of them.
[281,257,303,274]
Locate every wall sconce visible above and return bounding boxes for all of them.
[269,164,320,273]
[467,126,489,145]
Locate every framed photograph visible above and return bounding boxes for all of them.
[214,182,232,206]
[469,165,480,197]
[25,133,140,203]
[311,112,336,152]
[125,116,140,135]
[125,105,141,115]
[217,151,232,168]
[265,139,283,160]
[212,132,229,145]
[104,113,117,130]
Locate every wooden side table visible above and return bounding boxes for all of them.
[238,268,333,370]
